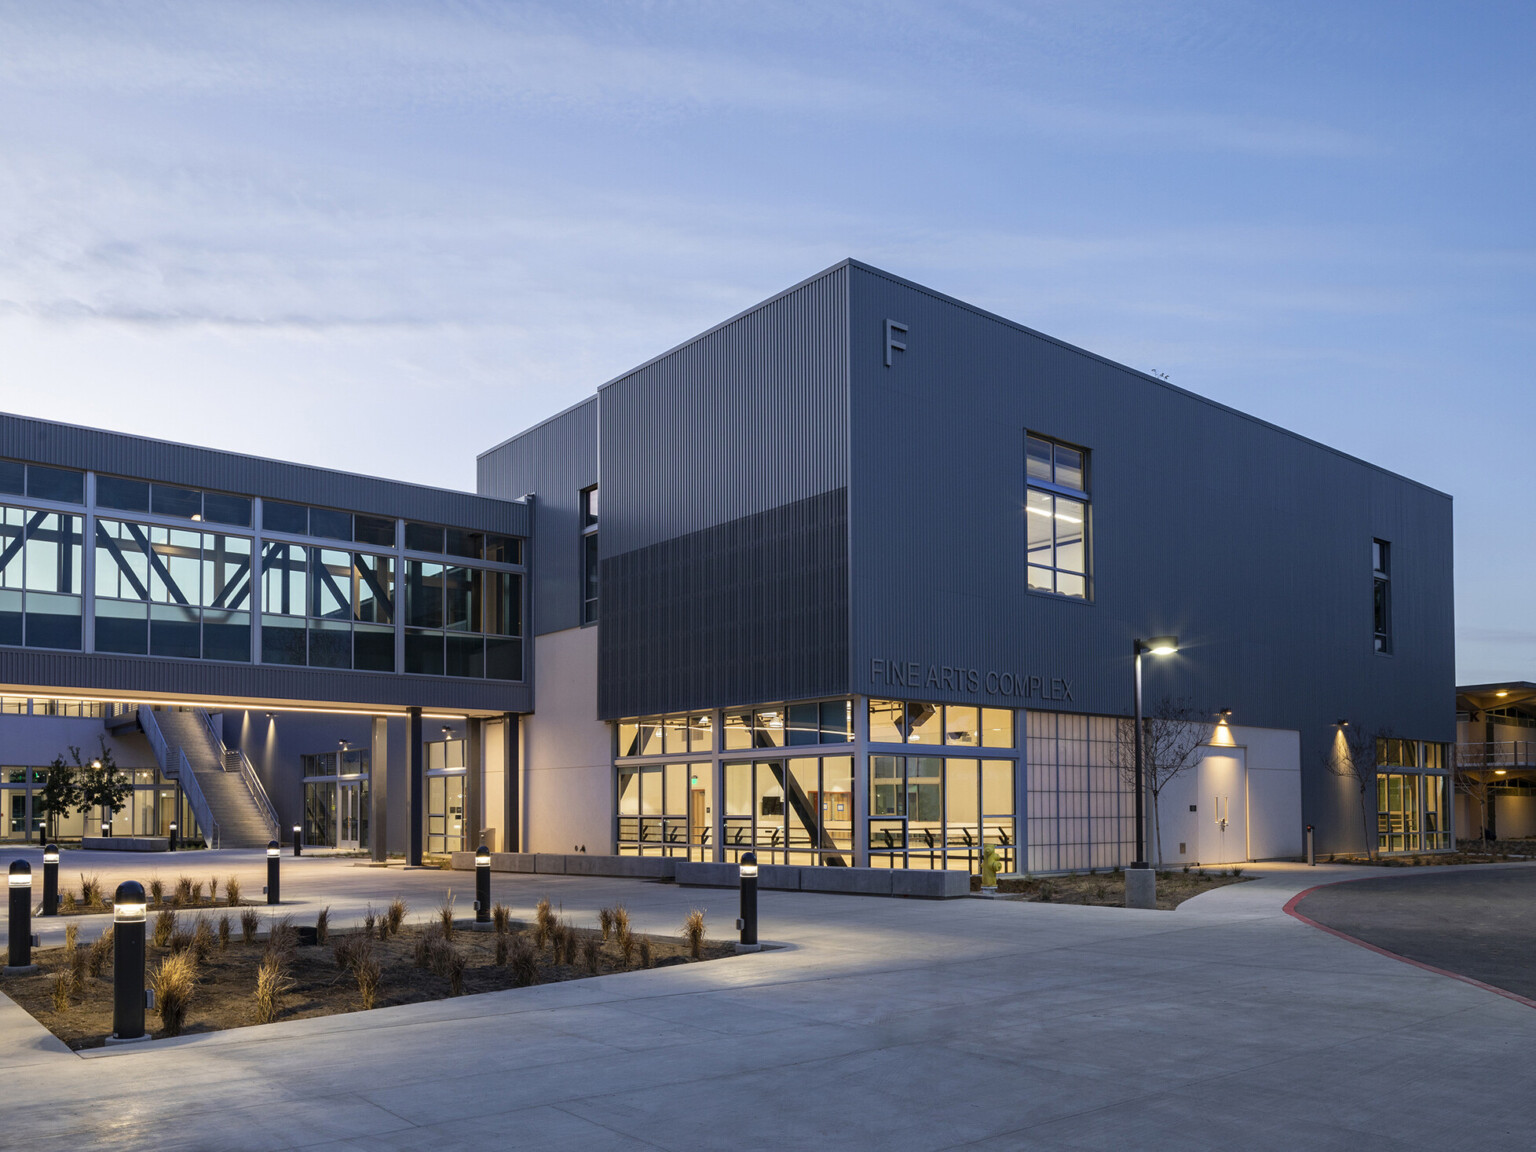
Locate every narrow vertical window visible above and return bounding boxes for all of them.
[1373,539,1391,654]
[1025,434,1091,600]
[580,484,599,624]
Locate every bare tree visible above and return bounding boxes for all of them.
[1115,697,1214,867]
[1327,724,1386,860]
[1454,741,1496,845]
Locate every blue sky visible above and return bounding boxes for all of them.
[0,2,1531,682]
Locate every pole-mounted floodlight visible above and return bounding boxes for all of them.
[1131,635,1180,871]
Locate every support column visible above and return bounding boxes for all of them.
[370,715,389,863]
[407,706,423,866]
[504,712,520,853]
[465,717,483,854]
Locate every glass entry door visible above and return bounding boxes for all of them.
[337,781,367,850]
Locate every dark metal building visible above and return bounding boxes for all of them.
[481,260,1455,863]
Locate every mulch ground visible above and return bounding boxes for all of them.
[989,869,1251,910]
[1321,839,1536,867]
[2,916,733,1050]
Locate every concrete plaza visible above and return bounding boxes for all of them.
[1,851,1532,1150]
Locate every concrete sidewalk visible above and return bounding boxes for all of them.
[0,855,1531,1150]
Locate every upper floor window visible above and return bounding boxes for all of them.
[1025,434,1090,600]
[581,484,599,624]
[1373,539,1391,654]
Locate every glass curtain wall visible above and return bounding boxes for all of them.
[0,504,84,649]
[1376,739,1451,852]
[723,756,854,866]
[301,749,371,849]
[1,765,191,844]
[617,761,713,859]
[867,756,1014,872]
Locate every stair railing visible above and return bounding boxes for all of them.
[175,747,221,849]
[196,709,280,842]
[140,706,222,848]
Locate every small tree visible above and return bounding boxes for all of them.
[34,754,82,842]
[1327,724,1386,859]
[74,742,134,835]
[1453,742,1496,845]
[1115,697,1213,867]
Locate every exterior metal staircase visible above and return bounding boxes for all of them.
[140,707,280,848]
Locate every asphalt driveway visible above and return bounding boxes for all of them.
[1294,864,1536,1000]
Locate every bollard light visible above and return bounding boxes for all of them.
[266,840,281,905]
[8,861,34,970]
[1306,824,1316,867]
[292,823,303,858]
[168,821,177,852]
[112,880,148,1042]
[736,851,760,953]
[474,844,491,927]
[41,843,59,916]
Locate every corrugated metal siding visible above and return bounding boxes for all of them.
[597,264,850,556]
[845,263,1455,854]
[477,397,598,637]
[0,648,531,713]
[0,413,525,534]
[598,488,848,719]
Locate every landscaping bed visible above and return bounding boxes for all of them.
[991,868,1251,910]
[41,872,257,916]
[2,899,731,1050]
[1323,839,1536,867]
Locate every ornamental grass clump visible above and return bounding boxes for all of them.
[494,934,509,966]
[510,938,539,987]
[438,892,456,940]
[355,950,382,1010]
[150,878,164,907]
[581,936,600,974]
[386,897,407,937]
[413,923,443,969]
[253,955,291,1025]
[152,951,197,1037]
[64,923,78,954]
[239,908,259,944]
[152,908,177,948]
[168,926,193,955]
[315,906,330,946]
[51,970,70,1013]
[612,904,630,941]
[225,876,240,907]
[86,927,113,978]
[208,876,218,903]
[174,876,194,906]
[363,907,377,937]
[491,903,510,934]
[191,916,214,963]
[617,927,637,969]
[60,890,76,913]
[80,874,103,909]
[534,898,554,948]
[265,916,296,965]
[68,944,87,998]
[599,907,614,941]
[218,915,230,950]
[443,944,466,996]
[683,909,706,960]
[639,938,653,969]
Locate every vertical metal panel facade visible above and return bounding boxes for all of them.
[844,262,1455,853]
[590,265,853,718]
[597,264,850,556]
[477,397,598,638]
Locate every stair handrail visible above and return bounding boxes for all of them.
[139,705,169,767]
[195,708,280,841]
[174,747,221,850]
[229,747,281,843]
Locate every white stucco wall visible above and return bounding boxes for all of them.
[1152,723,1301,866]
[522,624,613,853]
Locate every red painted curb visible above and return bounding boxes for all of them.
[1284,881,1536,1011]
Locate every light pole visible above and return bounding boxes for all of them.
[1128,635,1178,909]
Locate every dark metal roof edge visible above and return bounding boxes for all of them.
[0,410,526,526]
[843,260,1454,503]
[477,394,598,462]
